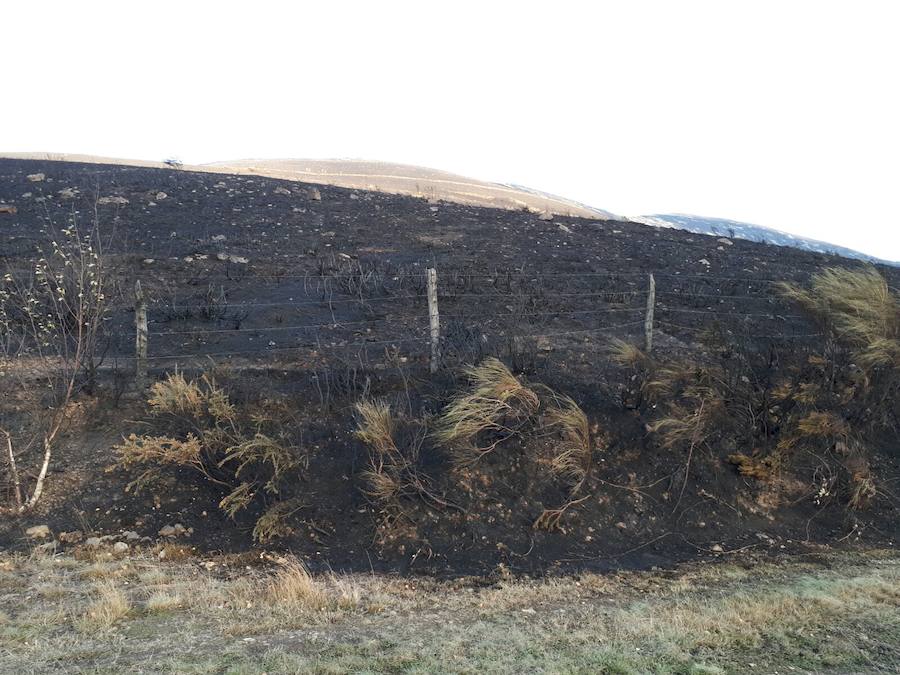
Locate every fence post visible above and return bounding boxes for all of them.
[426,267,440,373]
[134,280,148,388]
[644,273,656,353]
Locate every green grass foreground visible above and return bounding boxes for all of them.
[1,548,899,673]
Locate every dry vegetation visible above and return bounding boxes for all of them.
[434,357,541,465]
[116,372,307,542]
[1,549,898,673]
[599,267,900,515]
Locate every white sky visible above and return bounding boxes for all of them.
[3,1,899,260]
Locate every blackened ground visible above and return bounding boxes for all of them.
[1,158,898,576]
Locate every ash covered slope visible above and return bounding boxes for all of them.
[634,213,896,266]
[1,157,898,575]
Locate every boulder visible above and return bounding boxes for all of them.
[26,173,45,182]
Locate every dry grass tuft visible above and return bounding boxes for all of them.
[849,464,877,510]
[252,498,305,543]
[607,338,650,369]
[780,266,900,371]
[544,394,592,486]
[76,581,130,632]
[116,433,204,493]
[266,558,327,612]
[434,358,539,464]
[355,399,406,505]
[795,411,849,439]
[354,400,450,514]
[145,591,182,613]
[118,370,305,542]
[728,453,781,481]
[647,397,723,450]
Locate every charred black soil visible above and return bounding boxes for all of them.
[1,158,898,576]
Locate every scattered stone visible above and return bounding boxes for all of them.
[58,531,83,544]
[123,530,140,541]
[0,204,17,214]
[57,187,79,199]
[98,195,129,205]
[85,536,102,548]
[273,187,292,196]
[26,173,45,182]
[211,234,226,242]
[215,252,248,264]
[36,541,57,553]
[536,336,553,352]
[558,223,572,234]
[183,256,194,263]
[309,187,322,201]
[142,258,155,265]
[717,237,733,245]
[615,521,627,530]
[429,206,439,212]
[538,211,554,221]
[711,544,724,552]
[25,524,51,539]
[112,542,129,555]
[698,258,711,266]
[173,523,186,535]
[159,525,177,537]
[155,191,167,200]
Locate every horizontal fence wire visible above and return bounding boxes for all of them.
[110,319,649,362]
[145,307,648,337]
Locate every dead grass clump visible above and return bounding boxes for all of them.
[434,358,539,465]
[728,453,780,481]
[533,391,597,531]
[76,581,130,632]
[543,394,592,487]
[252,498,305,543]
[354,400,451,515]
[116,434,204,493]
[795,411,849,439]
[607,338,650,369]
[117,371,307,543]
[780,266,900,371]
[266,558,327,612]
[145,591,183,613]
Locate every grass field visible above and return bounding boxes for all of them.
[2,548,898,674]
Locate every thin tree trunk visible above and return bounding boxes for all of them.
[3,431,23,510]
[23,435,53,511]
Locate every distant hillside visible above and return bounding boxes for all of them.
[632,213,897,266]
[0,153,616,220]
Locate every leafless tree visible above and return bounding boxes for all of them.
[0,212,108,512]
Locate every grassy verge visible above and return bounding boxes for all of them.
[1,548,898,673]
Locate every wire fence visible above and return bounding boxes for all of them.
[96,268,826,376]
